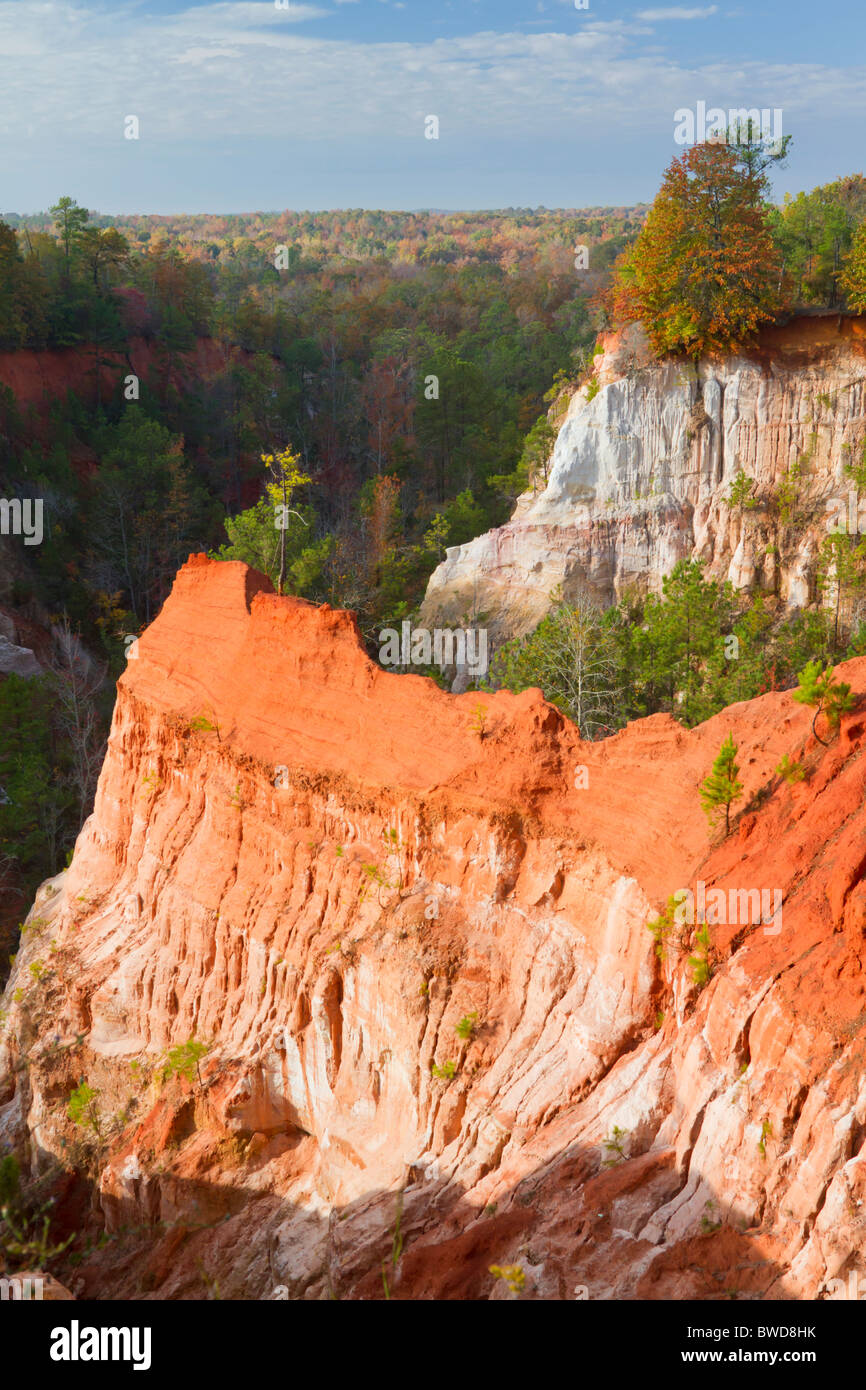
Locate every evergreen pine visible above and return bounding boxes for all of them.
[700,733,743,835]
[792,660,854,744]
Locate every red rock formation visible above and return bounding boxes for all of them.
[1,556,865,1300]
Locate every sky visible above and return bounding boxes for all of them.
[1,0,864,214]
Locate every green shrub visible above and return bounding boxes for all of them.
[160,1038,209,1087]
[775,753,805,784]
[758,1119,772,1158]
[727,467,757,510]
[647,895,682,961]
[455,1012,478,1041]
[431,1060,457,1082]
[67,1081,102,1137]
[774,458,802,525]
[688,924,713,989]
[0,1155,74,1272]
[602,1125,628,1166]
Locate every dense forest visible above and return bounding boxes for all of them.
[0,200,646,631]
[2,138,866,949]
[0,201,638,931]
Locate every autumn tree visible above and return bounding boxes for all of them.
[360,356,415,475]
[612,143,782,357]
[361,473,402,589]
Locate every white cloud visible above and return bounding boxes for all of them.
[0,1,861,156]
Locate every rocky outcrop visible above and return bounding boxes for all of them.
[422,314,866,644]
[0,632,41,678]
[1,556,865,1300]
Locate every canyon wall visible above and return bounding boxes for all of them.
[1,555,865,1300]
[422,315,866,645]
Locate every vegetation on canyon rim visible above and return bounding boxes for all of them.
[646,647,854,1003]
[480,553,866,738]
[607,125,866,358]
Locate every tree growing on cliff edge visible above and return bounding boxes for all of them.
[841,219,866,311]
[700,733,743,835]
[611,144,782,358]
[770,176,866,308]
[792,660,854,746]
[79,225,129,290]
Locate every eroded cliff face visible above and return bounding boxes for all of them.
[422,315,866,644]
[1,556,865,1300]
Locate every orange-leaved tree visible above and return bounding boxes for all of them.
[611,143,782,358]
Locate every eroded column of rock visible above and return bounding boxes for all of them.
[1,555,865,1300]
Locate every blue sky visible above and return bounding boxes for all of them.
[1,0,863,214]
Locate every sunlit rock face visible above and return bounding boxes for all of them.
[422,314,866,644]
[2,555,866,1301]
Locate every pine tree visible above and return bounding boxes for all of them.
[48,196,89,281]
[792,660,854,745]
[816,532,866,649]
[700,733,743,835]
[634,560,732,725]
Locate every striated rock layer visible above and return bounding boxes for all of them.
[422,314,866,645]
[2,555,866,1300]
